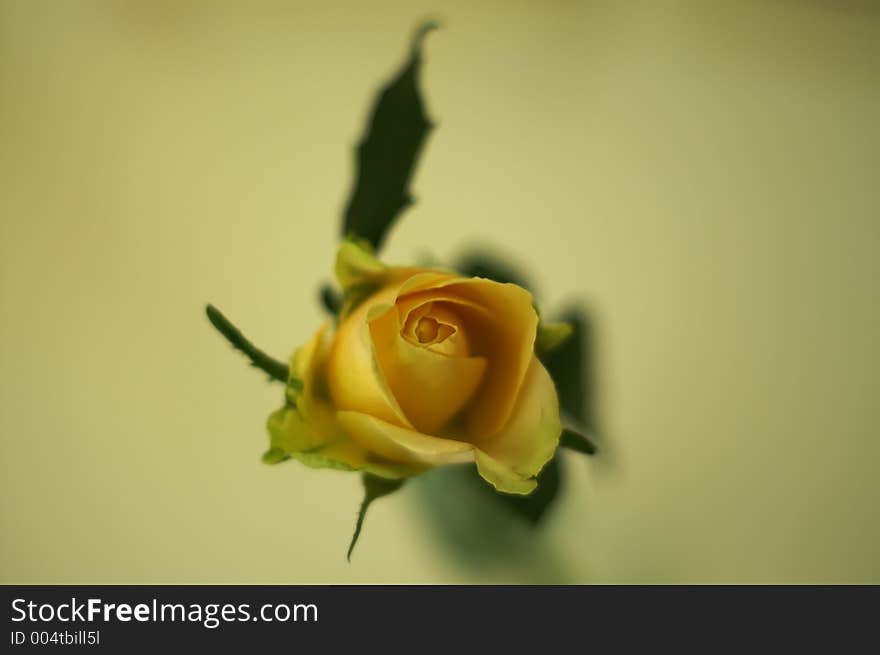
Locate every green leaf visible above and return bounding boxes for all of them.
[341,21,438,251]
[348,473,406,561]
[535,321,573,355]
[205,304,288,383]
[560,428,597,456]
[495,455,561,525]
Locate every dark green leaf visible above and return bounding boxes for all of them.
[342,21,438,251]
[495,456,561,525]
[347,473,406,561]
[205,304,288,383]
[560,428,597,456]
[539,307,594,429]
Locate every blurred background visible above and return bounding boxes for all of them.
[2,0,878,583]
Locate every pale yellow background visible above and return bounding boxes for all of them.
[2,1,878,583]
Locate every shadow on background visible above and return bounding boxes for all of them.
[543,300,623,482]
[408,245,620,581]
[411,463,573,583]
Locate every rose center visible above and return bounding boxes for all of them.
[415,316,440,343]
[412,315,456,347]
[400,302,467,356]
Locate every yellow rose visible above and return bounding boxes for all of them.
[266,241,562,494]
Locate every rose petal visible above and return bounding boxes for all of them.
[291,321,329,392]
[396,271,460,296]
[268,323,422,479]
[369,303,488,434]
[397,277,538,438]
[473,356,562,494]
[421,304,469,357]
[400,301,434,342]
[286,321,336,445]
[472,451,538,495]
[325,286,414,429]
[337,411,475,466]
[267,408,422,479]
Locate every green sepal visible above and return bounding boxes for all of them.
[262,447,290,465]
[284,376,304,407]
[266,408,341,467]
[334,238,386,289]
[290,451,357,473]
[348,473,406,561]
[264,409,360,471]
[535,321,573,355]
[559,428,597,456]
[333,239,388,319]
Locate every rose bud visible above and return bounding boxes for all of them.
[266,241,562,494]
